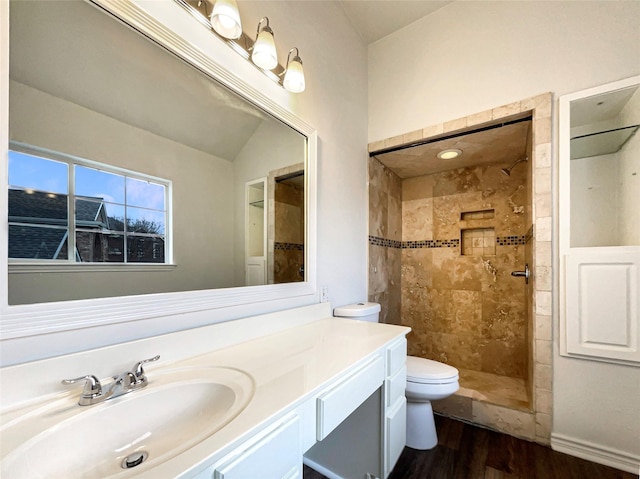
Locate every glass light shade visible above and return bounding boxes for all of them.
[283,58,305,93]
[251,28,278,70]
[210,0,242,39]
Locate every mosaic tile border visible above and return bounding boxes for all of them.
[369,235,529,249]
[274,242,304,251]
[496,235,528,246]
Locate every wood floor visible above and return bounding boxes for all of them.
[303,415,638,479]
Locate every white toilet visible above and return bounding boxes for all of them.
[333,302,460,450]
[405,356,459,449]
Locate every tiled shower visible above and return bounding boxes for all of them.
[367,103,553,441]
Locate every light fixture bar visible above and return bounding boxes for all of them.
[175,0,286,84]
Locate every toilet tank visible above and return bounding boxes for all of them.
[333,302,381,323]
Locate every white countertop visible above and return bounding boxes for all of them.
[1,315,409,478]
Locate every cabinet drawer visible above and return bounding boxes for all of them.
[386,338,407,377]
[214,414,301,479]
[385,397,407,477]
[316,355,384,440]
[385,365,406,407]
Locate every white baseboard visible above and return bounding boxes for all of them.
[551,432,640,475]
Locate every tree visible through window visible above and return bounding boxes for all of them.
[8,146,169,264]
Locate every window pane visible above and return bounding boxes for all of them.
[126,177,165,210]
[8,151,68,194]
[9,225,68,260]
[76,232,124,262]
[9,189,68,224]
[75,165,125,204]
[75,199,125,232]
[126,206,165,235]
[127,235,165,263]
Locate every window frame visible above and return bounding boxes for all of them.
[8,141,173,271]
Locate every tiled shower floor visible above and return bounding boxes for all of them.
[456,368,530,411]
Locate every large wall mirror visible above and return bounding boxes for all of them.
[1,0,317,340]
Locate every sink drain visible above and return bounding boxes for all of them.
[121,451,148,469]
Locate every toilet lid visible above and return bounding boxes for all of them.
[406,356,459,384]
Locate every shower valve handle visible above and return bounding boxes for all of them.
[511,264,530,284]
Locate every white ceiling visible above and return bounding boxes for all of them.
[338,0,452,44]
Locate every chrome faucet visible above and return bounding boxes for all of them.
[62,355,160,406]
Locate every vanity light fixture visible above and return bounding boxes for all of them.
[209,0,242,39]
[251,17,278,70]
[283,48,305,93]
[180,0,306,93]
[437,148,462,160]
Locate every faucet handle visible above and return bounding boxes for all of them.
[131,355,160,385]
[62,375,102,399]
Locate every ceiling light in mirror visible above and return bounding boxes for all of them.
[209,0,242,39]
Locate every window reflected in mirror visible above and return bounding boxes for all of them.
[7,0,307,304]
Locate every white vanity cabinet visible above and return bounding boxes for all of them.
[1,306,409,479]
[383,338,407,477]
[212,414,302,479]
[303,336,408,479]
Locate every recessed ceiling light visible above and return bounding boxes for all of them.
[437,148,462,160]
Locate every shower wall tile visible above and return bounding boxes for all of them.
[535,266,552,291]
[492,101,522,119]
[535,314,552,341]
[535,290,552,316]
[536,216,552,242]
[402,160,528,378]
[403,129,423,144]
[402,175,434,201]
[533,191,552,218]
[480,338,527,378]
[535,142,552,168]
[444,116,467,132]
[521,93,552,118]
[388,194,403,241]
[467,109,493,127]
[422,123,444,140]
[535,339,553,366]
[535,413,552,444]
[368,183,387,237]
[534,116,552,144]
[368,244,387,295]
[402,198,433,241]
[534,167,551,195]
[535,388,553,415]
[368,157,402,325]
[534,363,553,391]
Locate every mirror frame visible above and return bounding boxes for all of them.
[0,0,317,341]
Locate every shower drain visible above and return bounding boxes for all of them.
[121,451,148,469]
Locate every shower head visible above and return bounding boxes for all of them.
[501,157,528,177]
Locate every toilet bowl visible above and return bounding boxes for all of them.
[332,303,459,450]
[405,356,459,450]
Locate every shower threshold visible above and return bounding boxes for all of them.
[454,368,529,411]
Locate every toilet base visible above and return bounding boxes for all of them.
[406,400,438,450]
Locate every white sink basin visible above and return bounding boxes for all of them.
[1,367,254,478]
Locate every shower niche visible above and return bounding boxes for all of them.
[460,209,496,256]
